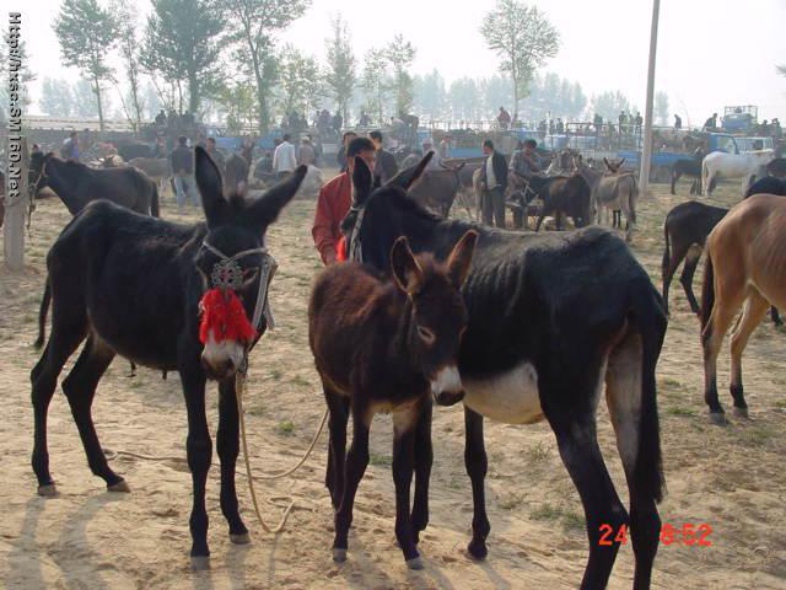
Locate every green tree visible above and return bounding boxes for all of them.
[39,78,73,117]
[225,0,311,133]
[413,70,447,121]
[72,79,100,117]
[142,0,226,116]
[590,90,631,123]
[480,0,559,123]
[655,91,669,126]
[277,45,323,117]
[324,13,356,125]
[362,48,392,124]
[449,77,483,123]
[385,34,416,116]
[53,0,119,131]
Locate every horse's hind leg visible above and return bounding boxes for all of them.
[549,406,628,590]
[61,334,125,490]
[31,311,88,495]
[217,380,248,543]
[606,334,661,590]
[728,291,770,417]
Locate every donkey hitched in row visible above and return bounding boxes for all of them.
[30,146,307,569]
[342,153,668,590]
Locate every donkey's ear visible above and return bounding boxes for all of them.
[619,158,625,168]
[351,157,373,205]
[390,236,423,295]
[602,157,610,170]
[446,229,478,288]
[195,146,226,226]
[387,151,433,191]
[249,165,307,228]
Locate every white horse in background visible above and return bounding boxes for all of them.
[702,149,774,196]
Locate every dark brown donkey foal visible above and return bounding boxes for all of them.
[309,230,478,569]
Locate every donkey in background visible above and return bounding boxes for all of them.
[309,230,477,569]
[30,146,306,568]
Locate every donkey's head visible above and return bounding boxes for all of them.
[193,146,306,380]
[389,230,478,406]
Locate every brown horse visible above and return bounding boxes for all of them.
[700,194,786,424]
[309,228,478,569]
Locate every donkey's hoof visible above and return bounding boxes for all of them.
[708,412,728,426]
[108,480,131,493]
[37,484,58,497]
[467,539,488,561]
[406,556,425,570]
[733,407,750,419]
[230,533,250,545]
[190,556,211,571]
[333,548,347,563]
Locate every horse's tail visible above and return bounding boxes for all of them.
[700,250,716,328]
[150,182,160,218]
[34,278,51,350]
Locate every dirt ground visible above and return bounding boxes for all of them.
[1,173,784,590]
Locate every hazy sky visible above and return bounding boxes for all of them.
[14,0,786,125]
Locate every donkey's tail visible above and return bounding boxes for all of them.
[700,251,715,329]
[661,220,671,291]
[632,283,667,503]
[150,183,160,218]
[34,279,51,350]
[628,176,638,225]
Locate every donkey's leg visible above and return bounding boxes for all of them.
[606,334,661,590]
[770,306,783,327]
[392,404,422,568]
[679,247,703,314]
[333,405,370,563]
[411,401,433,545]
[728,292,770,418]
[31,316,87,496]
[179,361,212,568]
[324,388,349,510]
[61,335,125,490]
[464,407,491,560]
[217,380,248,543]
[550,410,629,590]
[662,240,689,315]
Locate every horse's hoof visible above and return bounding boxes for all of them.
[406,556,425,570]
[37,484,58,497]
[230,533,250,545]
[733,407,750,419]
[108,480,131,493]
[467,539,488,561]
[333,548,347,563]
[708,412,728,426]
[190,556,210,571]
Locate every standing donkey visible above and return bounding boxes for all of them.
[30,147,306,569]
[343,153,667,589]
[575,157,638,242]
[309,231,478,569]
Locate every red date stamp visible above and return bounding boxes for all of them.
[598,523,713,547]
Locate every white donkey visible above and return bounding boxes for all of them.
[702,149,774,196]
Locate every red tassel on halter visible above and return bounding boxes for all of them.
[198,288,257,345]
[336,235,348,262]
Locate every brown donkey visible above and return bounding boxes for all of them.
[308,230,478,569]
[701,194,786,424]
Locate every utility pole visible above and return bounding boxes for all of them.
[638,0,661,197]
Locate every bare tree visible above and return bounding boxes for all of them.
[480,0,559,123]
[114,3,144,133]
[778,64,786,77]
[362,49,392,125]
[385,34,416,116]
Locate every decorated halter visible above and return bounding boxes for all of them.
[198,240,278,348]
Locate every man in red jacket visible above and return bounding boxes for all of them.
[312,136,377,265]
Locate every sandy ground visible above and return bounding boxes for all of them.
[1,173,785,590]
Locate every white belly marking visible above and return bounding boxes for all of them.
[462,362,544,425]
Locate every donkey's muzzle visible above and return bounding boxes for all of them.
[431,365,464,406]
